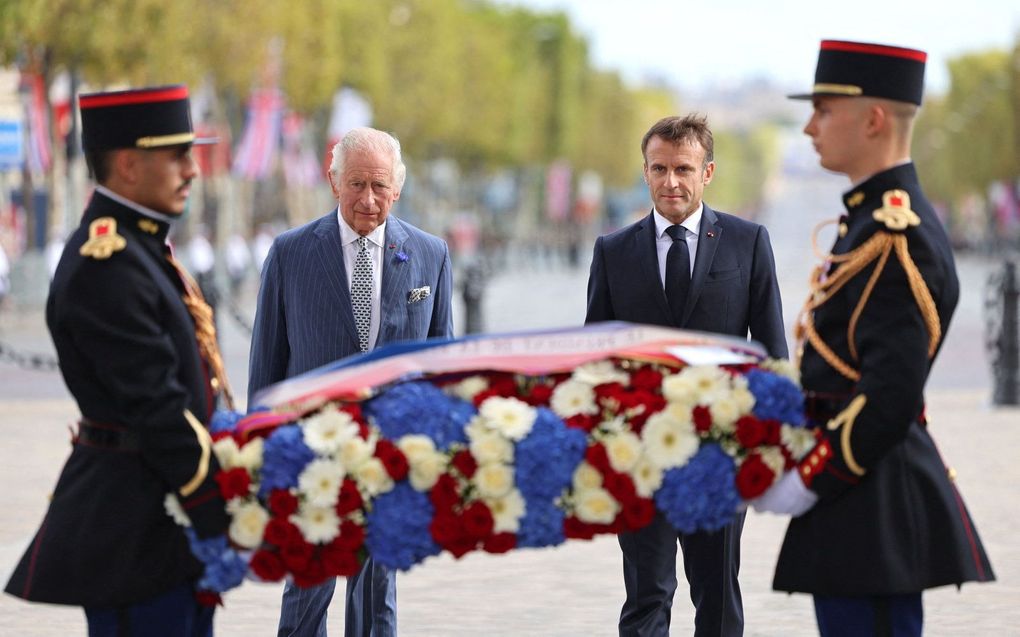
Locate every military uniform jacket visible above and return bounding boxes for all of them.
[5,191,229,607]
[773,163,994,595]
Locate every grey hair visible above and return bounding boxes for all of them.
[328,127,407,189]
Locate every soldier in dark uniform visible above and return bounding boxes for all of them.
[750,41,995,635]
[4,85,232,636]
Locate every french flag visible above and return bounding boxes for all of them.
[21,72,51,174]
[232,88,284,179]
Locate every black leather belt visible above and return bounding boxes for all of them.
[803,391,850,423]
[75,419,141,452]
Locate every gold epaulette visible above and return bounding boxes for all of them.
[80,217,127,260]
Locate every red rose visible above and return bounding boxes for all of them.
[280,539,315,573]
[446,536,478,559]
[564,413,598,432]
[602,471,637,506]
[336,479,364,516]
[429,511,464,546]
[488,374,518,397]
[735,415,767,449]
[483,532,517,554]
[462,501,495,540]
[321,545,361,577]
[333,520,366,552]
[430,473,462,512]
[374,440,409,480]
[194,591,223,607]
[341,403,363,423]
[763,419,782,446]
[584,443,611,473]
[250,549,287,582]
[268,489,299,518]
[692,405,713,433]
[451,450,478,478]
[291,557,328,589]
[622,498,656,531]
[564,516,597,540]
[210,431,233,443]
[595,382,626,408]
[214,467,251,500]
[630,366,664,392]
[735,453,776,499]
[264,518,301,547]
[472,389,500,407]
[525,383,554,406]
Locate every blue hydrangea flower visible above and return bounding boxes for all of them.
[184,529,249,592]
[515,407,586,501]
[363,381,475,449]
[746,369,806,426]
[258,424,315,497]
[516,499,565,549]
[209,409,244,435]
[654,444,740,534]
[365,482,441,570]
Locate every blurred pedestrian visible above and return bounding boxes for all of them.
[4,84,232,636]
[224,231,251,296]
[252,223,274,273]
[751,40,996,636]
[188,223,218,316]
[585,114,788,637]
[248,126,454,637]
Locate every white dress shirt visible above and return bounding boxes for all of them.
[338,213,386,350]
[653,205,702,290]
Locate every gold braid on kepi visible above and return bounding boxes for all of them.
[167,255,236,410]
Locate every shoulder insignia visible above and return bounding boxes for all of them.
[846,191,865,208]
[872,189,920,231]
[79,217,127,260]
[137,219,160,235]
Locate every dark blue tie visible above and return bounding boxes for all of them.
[665,224,690,325]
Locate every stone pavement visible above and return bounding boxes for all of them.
[1,162,1017,634]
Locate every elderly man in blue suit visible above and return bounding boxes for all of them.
[585,114,788,637]
[248,126,454,637]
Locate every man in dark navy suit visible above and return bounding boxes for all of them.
[751,39,995,637]
[586,114,788,637]
[5,85,230,636]
[249,126,453,637]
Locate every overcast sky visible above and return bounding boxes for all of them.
[499,0,1020,94]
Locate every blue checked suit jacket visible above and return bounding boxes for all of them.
[247,210,454,405]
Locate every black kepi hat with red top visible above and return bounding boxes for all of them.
[79,84,216,152]
[789,40,927,105]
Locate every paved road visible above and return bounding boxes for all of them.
[1,141,1017,634]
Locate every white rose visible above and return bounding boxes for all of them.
[212,436,240,470]
[641,410,699,469]
[630,455,664,498]
[572,461,603,491]
[478,396,536,441]
[605,431,643,473]
[473,463,515,499]
[236,437,264,472]
[354,457,394,496]
[574,487,619,524]
[573,360,630,386]
[340,435,376,471]
[550,379,599,418]
[298,459,346,508]
[228,501,269,549]
[486,489,526,533]
[469,431,514,465]
[293,504,341,544]
[781,425,817,461]
[449,375,489,401]
[300,408,358,455]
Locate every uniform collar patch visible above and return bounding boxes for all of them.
[846,191,865,208]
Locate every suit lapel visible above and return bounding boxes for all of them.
[378,218,411,344]
[636,211,672,320]
[313,210,359,343]
[682,204,722,325]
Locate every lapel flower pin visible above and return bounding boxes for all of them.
[389,244,409,263]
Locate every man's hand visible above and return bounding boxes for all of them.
[750,469,818,517]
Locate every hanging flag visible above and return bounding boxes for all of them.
[281,113,321,187]
[21,72,51,174]
[545,160,572,221]
[323,87,373,175]
[232,88,284,180]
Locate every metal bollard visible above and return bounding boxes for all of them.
[986,260,1019,405]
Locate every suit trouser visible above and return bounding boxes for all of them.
[619,511,744,637]
[277,558,396,637]
[814,593,923,637]
[85,581,214,637]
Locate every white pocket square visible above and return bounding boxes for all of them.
[408,285,431,304]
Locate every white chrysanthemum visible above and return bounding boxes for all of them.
[340,435,375,471]
[301,408,358,455]
[399,435,447,491]
[605,431,643,473]
[550,379,599,418]
[709,397,742,433]
[293,504,341,544]
[298,459,345,508]
[641,410,699,469]
[473,463,515,499]
[354,457,394,496]
[730,385,755,414]
[781,425,817,461]
[758,446,786,476]
[449,375,489,401]
[486,489,526,533]
[464,414,487,440]
[572,461,603,491]
[469,431,514,465]
[574,487,620,524]
[630,456,664,498]
[164,493,191,527]
[665,365,731,405]
[760,358,801,383]
[236,437,264,471]
[212,436,240,470]
[573,360,630,386]
[601,415,627,434]
[478,397,536,441]
[228,501,269,549]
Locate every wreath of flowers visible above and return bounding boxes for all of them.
[168,355,814,598]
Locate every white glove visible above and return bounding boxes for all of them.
[750,469,818,517]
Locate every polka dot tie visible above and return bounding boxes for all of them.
[352,236,373,352]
